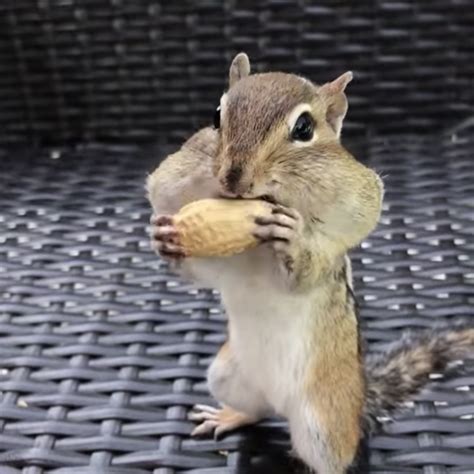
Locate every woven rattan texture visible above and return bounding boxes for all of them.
[0,131,473,473]
[1,0,473,146]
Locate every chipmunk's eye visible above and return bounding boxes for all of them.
[213,106,221,129]
[291,112,314,142]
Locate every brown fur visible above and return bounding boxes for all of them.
[305,268,365,468]
[225,73,314,154]
[215,73,319,194]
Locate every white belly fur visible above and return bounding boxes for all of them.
[216,247,316,416]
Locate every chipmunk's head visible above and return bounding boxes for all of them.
[212,52,383,251]
[213,52,354,203]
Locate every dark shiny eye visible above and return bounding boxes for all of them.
[213,106,221,129]
[291,112,314,142]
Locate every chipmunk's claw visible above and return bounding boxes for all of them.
[150,214,185,259]
[189,404,256,439]
[253,205,304,274]
[253,205,302,245]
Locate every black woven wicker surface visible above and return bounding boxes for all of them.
[1,0,473,146]
[0,128,473,473]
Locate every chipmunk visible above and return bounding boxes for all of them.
[147,53,474,474]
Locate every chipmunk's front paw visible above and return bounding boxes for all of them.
[150,214,186,260]
[253,205,304,274]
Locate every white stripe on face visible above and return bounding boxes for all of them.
[220,93,228,122]
[287,103,318,147]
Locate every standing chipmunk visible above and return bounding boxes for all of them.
[147,53,474,474]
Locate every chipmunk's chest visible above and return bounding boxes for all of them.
[219,250,317,415]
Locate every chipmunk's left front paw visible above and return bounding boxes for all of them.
[253,205,304,274]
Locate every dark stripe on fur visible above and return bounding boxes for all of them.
[341,261,365,360]
[347,286,365,360]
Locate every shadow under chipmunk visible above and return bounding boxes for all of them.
[232,423,307,474]
[229,419,370,474]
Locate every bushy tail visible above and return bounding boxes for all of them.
[364,325,474,429]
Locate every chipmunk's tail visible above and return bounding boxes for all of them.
[364,325,474,429]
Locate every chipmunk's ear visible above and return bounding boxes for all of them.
[319,71,353,137]
[229,52,251,88]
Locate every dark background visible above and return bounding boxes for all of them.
[0,0,472,147]
[0,2,473,474]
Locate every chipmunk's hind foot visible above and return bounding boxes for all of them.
[189,404,257,439]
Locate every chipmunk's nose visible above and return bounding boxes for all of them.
[219,163,251,195]
[224,164,242,193]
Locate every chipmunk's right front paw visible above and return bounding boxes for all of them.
[150,214,186,259]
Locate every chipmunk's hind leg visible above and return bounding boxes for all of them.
[289,408,343,474]
[288,367,364,473]
[190,341,271,438]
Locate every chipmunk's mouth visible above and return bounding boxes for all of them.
[218,191,278,205]
[258,194,278,205]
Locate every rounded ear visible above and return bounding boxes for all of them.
[321,71,353,95]
[319,71,353,137]
[229,52,251,88]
